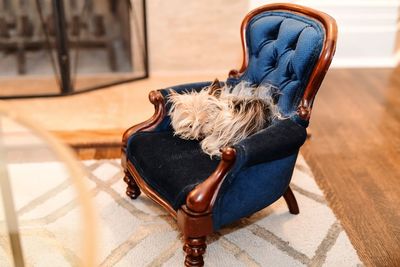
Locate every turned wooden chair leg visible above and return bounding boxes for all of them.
[283,186,299,214]
[123,170,141,199]
[183,236,207,267]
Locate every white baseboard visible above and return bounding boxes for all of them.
[331,57,398,68]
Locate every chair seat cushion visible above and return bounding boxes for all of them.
[126,131,219,209]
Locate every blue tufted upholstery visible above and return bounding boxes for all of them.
[228,11,324,116]
[214,152,299,229]
[125,7,330,232]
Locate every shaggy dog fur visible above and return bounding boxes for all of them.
[168,79,282,157]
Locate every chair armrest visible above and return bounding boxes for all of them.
[184,119,306,214]
[122,90,166,147]
[234,118,307,168]
[122,81,216,147]
[186,148,236,213]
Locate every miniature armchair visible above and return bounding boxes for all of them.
[121,3,337,267]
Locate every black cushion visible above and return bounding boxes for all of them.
[127,131,219,210]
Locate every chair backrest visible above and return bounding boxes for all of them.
[228,4,337,120]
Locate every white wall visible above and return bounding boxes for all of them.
[146,0,248,75]
[145,0,400,74]
[250,0,400,68]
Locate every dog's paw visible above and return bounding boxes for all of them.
[200,135,222,157]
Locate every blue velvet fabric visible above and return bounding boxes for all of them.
[213,152,299,230]
[210,118,307,230]
[125,10,325,231]
[126,119,307,230]
[234,118,307,168]
[227,11,324,116]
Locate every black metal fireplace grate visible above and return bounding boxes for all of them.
[0,0,148,99]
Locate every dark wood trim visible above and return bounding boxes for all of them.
[177,206,213,238]
[229,3,338,120]
[122,90,166,147]
[283,186,299,214]
[186,147,236,213]
[120,91,237,266]
[177,206,213,267]
[178,148,236,266]
[183,236,207,267]
[120,89,176,218]
[121,90,166,169]
[123,170,141,199]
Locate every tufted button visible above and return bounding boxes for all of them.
[286,62,296,80]
[270,48,279,68]
[287,61,294,73]
[271,28,280,40]
[290,41,298,51]
[271,59,278,69]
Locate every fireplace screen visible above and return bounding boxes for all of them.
[0,0,148,98]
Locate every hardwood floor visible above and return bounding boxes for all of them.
[11,68,399,266]
[302,68,400,267]
[53,129,123,159]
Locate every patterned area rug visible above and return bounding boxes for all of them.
[0,156,362,266]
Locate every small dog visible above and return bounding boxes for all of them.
[168,79,282,157]
[168,80,222,140]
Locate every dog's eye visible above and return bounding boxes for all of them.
[189,124,193,128]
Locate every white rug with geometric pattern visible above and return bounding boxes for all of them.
[0,155,363,266]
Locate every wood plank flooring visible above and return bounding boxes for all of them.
[301,68,400,267]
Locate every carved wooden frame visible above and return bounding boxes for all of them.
[229,3,338,120]
[121,3,336,266]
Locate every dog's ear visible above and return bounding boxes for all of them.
[208,78,223,98]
